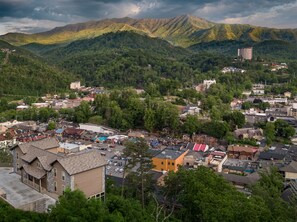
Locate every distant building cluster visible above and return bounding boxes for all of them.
[221,67,246,74]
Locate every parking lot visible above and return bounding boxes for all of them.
[0,167,55,211]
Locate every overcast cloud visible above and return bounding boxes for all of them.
[0,0,296,35]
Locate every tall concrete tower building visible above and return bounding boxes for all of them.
[238,47,253,60]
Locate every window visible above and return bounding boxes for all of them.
[53,168,57,177]
[62,185,65,194]
[168,162,170,165]
[37,162,41,169]
[172,162,174,166]
[16,153,18,159]
[54,182,57,192]
[62,171,65,181]
[161,162,164,165]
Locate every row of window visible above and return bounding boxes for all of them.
[161,161,175,166]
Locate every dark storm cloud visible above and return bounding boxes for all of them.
[0,0,296,34]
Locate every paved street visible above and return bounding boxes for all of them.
[0,167,55,211]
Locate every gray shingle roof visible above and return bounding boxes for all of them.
[22,165,46,179]
[280,161,297,173]
[16,137,60,153]
[57,149,107,175]
[21,146,59,171]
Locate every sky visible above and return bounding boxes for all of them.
[0,0,297,35]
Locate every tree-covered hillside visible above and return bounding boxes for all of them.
[0,40,73,95]
[39,31,228,88]
[190,40,297,60]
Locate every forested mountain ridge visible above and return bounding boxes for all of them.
[0,40,74,95]
[1,15,297,47]
[34,31,230,89]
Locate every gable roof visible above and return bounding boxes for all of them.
[55,150,107,175]
[22,165,46,179]
[14,137,60,153]
[21,146,59,171]
[280,161,297,173]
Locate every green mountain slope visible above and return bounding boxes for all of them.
[1,15,297,48]
[190,39,297,60]
[40,31,210,88]
[0,40,73,95]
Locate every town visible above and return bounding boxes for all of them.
[0,47,297,218]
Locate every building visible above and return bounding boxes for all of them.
[234,128,263,141]
[11,138,107,199]
[152,146,189,172]
[183,150,208,168]
[280,161,297,180]
[203,80,216,89]
[238,47,253,60]
[227,145,258,160]
[70,81,81,90]
[208,151,227,172]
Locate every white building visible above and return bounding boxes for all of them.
[203,80,216,89]
[70,81,81,90]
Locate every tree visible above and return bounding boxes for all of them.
[202,120,230,139]
[47,121,56,130]
[274,119,295,140]
[163,167,271,222]
[264,122,275,146]
[124,138,154,208]
[182,115,201,135]
[68,93,77,99]
[223,111,246,130]
[144,108,156,132]
[252,167,296,221]
[74,101,92,123]
[88,115,104,125]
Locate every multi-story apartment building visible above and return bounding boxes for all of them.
[11,138,107,199]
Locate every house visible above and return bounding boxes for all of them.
[280,161,297,180]
[63,128,85,139]
[203,80,216,89]
[152,146,189,172]
[192,143,209,152]
[128,131,145,139]
[284,92,292,98]
[221,172,260,190]
[234,128,263,141]
[0,129,16,149]
[11,138,107,199]
[79,124,116,135]
[192,134,218,147]
[259,146,287,162]
[222,159,258,175]
[227,145,258,160]
[207,151,227,172]
[70,81,81,90]
[183,150,208,168]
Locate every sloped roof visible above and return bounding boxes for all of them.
[228,145,258,153]
[280,161,297,173]
[15,137,60,153]
[22,165,46,179]
[21,146,59,170]
[56,150,107,175]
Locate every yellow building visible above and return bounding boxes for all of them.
[152,147,189,172]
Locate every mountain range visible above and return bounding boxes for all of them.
[1,15,297,47]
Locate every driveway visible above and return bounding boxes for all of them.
[0,167,55,212]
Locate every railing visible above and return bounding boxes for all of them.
[24,179,40,191]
